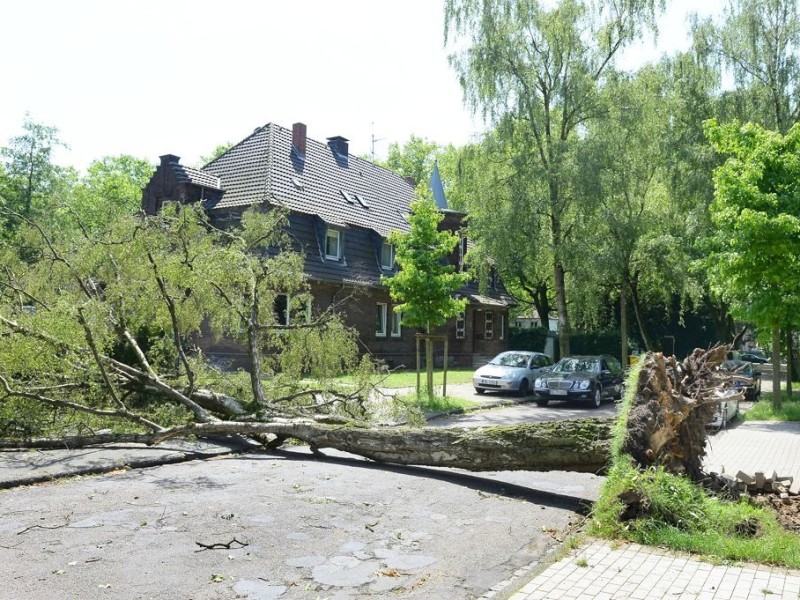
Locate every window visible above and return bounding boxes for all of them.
[274,294,289,326]
[484,311,494,340]
[274,294,312,326]
[376,303,387,337]
[498,314,505,340]
[380,242,394,270]
[459,234,468,271]
[325,228,341,260]
[391,311,402,337]
[455,312,465,339]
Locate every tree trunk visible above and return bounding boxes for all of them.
[773,326,783,410]
[425,327,434,401]
[531,280,551,334]
[786,328,794,399]
[629,277,655,351]
[620,282,629,368]
[554,261,570,357]
[4,418,615,474]
[706,294,734,343]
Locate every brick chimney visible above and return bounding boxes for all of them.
[160,154,180,167]
[292,123,307,157]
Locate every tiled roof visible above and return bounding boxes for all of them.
[168,162,223,190]
[202,123,414,238]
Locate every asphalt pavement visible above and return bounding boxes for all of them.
[0,444,603,599]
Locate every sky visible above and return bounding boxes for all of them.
[2,0,724,172]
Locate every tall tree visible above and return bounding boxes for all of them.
[453,133,554,329]
[578,66,701,361]
[383,191,469,400]
[63,155,153,233]
[692,0,800,132]
[704,119,800,408]
[381,135,440,186]
[444,0,663,356]
[0,115,66,222]
[660,51,738,345]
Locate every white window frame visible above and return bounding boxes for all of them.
[391,311,402,338]
[376,303,387,337]
[380,241,394,270]
[485,311,494,340]
[455,312,465,340]
[498,314,505,340]
[325,228,341,260]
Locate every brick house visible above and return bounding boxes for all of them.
[142,122,514,368]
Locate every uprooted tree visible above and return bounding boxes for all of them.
[0,203,745,477]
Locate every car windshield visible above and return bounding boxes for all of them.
[489,353,530,368]
[553,358,600,374]
[720,360,752,376]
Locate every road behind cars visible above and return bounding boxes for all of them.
[428,383,619,427]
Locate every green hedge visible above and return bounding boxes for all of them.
[569,330,621,359]
[509,327,550,352]
[510,327,621,361]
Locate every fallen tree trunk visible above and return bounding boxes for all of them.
[0,417,615,473]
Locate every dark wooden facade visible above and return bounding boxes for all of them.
[142,122,515,369]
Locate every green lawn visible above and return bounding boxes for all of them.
[744,395,800,421]
[395,391,480,414]
[337,368,475,389]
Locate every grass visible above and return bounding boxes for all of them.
[589,362,800,569]
[333,368,475,389]
[395,390,479,414]
[744,395,800,421]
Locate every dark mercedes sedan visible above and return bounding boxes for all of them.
[533,354,624,408]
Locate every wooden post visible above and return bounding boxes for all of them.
[416,335,421,397]
[443,338,449,398]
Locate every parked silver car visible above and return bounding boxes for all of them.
[473,351,553,397]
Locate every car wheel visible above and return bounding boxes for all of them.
[518,379,530,397]
[591,386,602,408]
[535,397,549,407]
[475,388,485,395]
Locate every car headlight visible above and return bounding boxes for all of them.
[578,380,591,390]
[535,378,545,389]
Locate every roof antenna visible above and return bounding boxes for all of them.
[370,121,384,162]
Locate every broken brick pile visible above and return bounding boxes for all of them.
[707,468,800,501]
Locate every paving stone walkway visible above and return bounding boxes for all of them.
[508,539,800,600]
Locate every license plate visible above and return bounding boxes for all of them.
[552,389,568,396]
[481,379,493,385]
